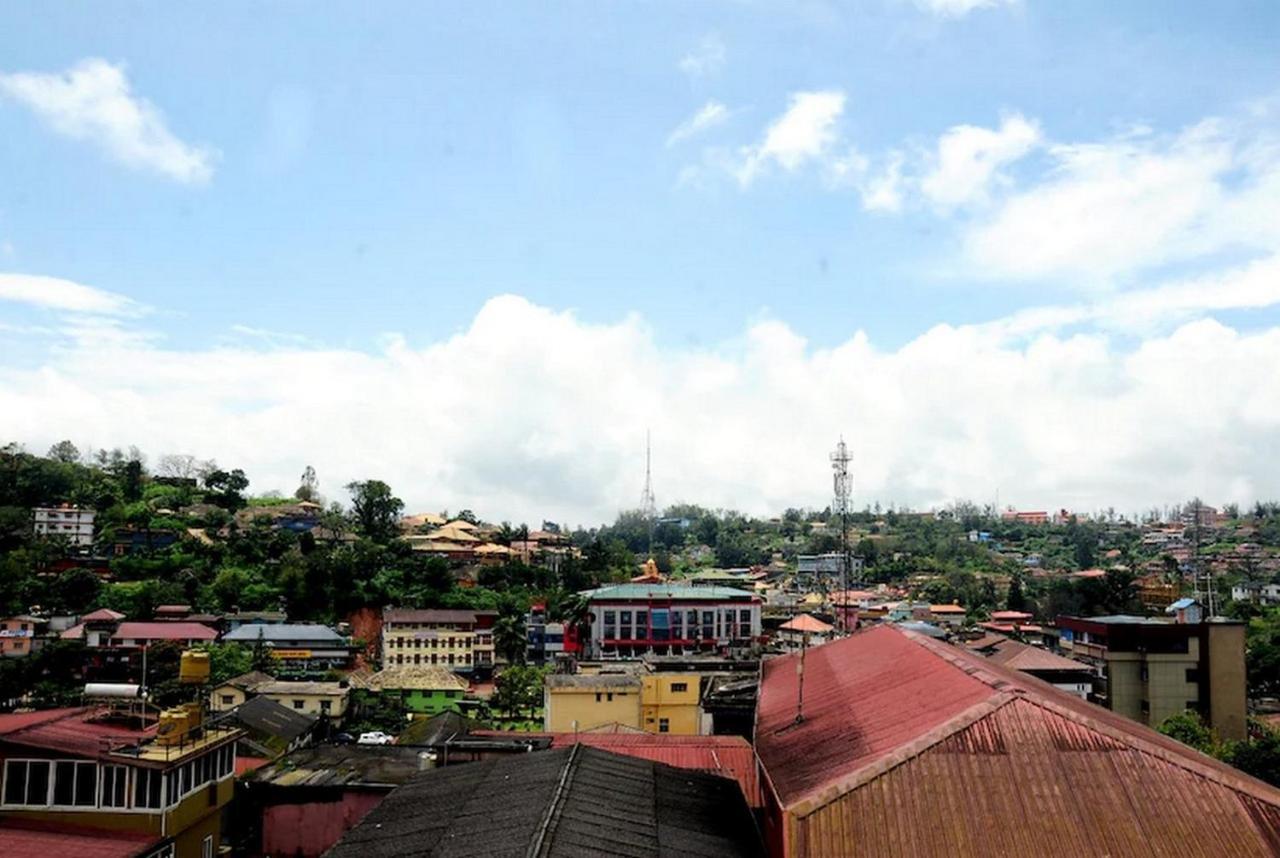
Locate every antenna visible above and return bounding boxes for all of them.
[830,438,852,618]
[641,431,656,553]
[1189,498,1217,618]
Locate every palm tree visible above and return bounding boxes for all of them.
[493,613,527,665]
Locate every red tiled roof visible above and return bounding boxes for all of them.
[0,821,156,858]
[983,639,1092,672]
[989,610,1034,621]
[80,608,125,622]
[60,623,85,639]
[112,621,217,641]
[779,614,834,634]
[0,707,155,759]
[756,625,1280,856]
[929,603,966,613]
[978,620,1044,633]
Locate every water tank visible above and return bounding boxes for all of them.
[179,650,211,684]
[83,683,143,698]
[155,709,190,746]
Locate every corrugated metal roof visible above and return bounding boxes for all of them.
[779,614,834,634]
[983,639,1093,673]
[382,608,478,624]
[756,625,1280,857]
[0,707,155,759]
[222,623,346,643]
[585,584,761,602]
[0,821,156,858]
[325,745,765,858]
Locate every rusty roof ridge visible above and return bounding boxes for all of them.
[788,692,1019,817]
[904,629,1034,695]
[1021,692,1280,806]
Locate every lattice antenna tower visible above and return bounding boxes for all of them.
[831,438,853,604]
[641,432,657,554]
[1189,497,1217,617]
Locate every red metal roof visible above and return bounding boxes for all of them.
[757,625,1280,857]
[0,707,155,759]
[779,614,834,634]
[80,608,126,622]
[0,821,156,858]
[983,638,1093,672]
[112,621,217,641]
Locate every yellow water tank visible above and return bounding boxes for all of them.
[180,650,211,684]
[155,708,190,746]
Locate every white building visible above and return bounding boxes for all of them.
[32,505,95,546]
[1232,581,1280,605]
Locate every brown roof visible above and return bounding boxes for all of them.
[756,625,1280,856]
[383,608,477,625]
[983,638,1094,673]
[779,613,834,634]
[353,665,468,692]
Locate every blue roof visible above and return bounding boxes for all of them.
[1167,598,1198,611]
[223,623,348,643]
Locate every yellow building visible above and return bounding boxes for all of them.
[0,706,239,857]
[382,608,494,673]
[544,672,702,735]
[210,672,351,725]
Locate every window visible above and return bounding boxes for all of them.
[320,699,332,712]
[671,611,683,639]
[414,654,421,664]
[603,610,617,639]
[448,654,455,665]
[658,718,670,733]
[101,765,128,808]
[607,692,614,702]
[619,611,632,641]
[651,609,669,642]
[595,692,602,702]
[671,682,688,693]
[740,609,751,626]
[134,768,163,809]
[202,834,214,858]
[1139,666,1149,682]
[293,699,305,710]
[220,694,234,705]
[635,610,648,638]
[431,653,438,664]
[701,611,714,639]
[1185,668,1200,683]
[52,760,97,807]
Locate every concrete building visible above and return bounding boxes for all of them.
[352,665,469,717]
[32,505,95,546]
[775,614,835,651]
[1232,581,1280,605]
[969,636,1096,699]
[1057,614,1247,740]
[210,672,350,725]
[222,623,353,676]
[754,625,1280,858]
[0,706,240,858]
[543,671,702,734]
[0,617,43,658]
[795,553,864,592]
[380,608,495,674]
[582,584,761,659]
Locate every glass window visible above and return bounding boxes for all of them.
[74,762,97,806]
[701,611,714,639]
[102,765,128,808]
[635,610,648,637]
[671,611,683,639]
[27,761,50,806]
[619,611,632,640]
[740,609,751,625]
[320,699,332,712]
[651,609,669,642]
[603,610,617,639]
[293,699,305,709]
[54,761,77,805]
[4,760,28,804]
[658,718,670,733]
[671,682,688,693]
[220,695,234,705]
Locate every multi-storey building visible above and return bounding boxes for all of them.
[544,671,702,734]
[222,623,353,677]
[1057,614,1246,740]
[583,584,761,659]
[0,617,42,658]
[381,609,495,674]
[0,705,240,857]
[32,505,95,546]
[525,602,582,664]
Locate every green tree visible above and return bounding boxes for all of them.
[1006,575,1028,613]
[51,568,102,614]
[491,665,547,718]
[493,611,527,666]
[196,643,254,684]
[346,480,404,541]
[47,440,80,464]
[1158,710,1216,754]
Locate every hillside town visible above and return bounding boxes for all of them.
[1,441,1280,856]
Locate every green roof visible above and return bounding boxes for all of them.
[585,584,758,602]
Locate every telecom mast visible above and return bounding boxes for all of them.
[830,438,852,608]
[641,432,656,554]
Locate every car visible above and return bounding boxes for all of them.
[331,732,355,745]
[357,731,395,745]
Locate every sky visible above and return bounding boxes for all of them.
[3,1,1280,526]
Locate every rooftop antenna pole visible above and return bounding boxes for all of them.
[641,430,656,555]
[794,631,809,725]
[831,438,852,628]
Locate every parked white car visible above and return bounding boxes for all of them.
[357,731,395,745]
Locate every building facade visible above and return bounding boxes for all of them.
[1057,614,1247,740]
[32,505,95,546]
[381,609,495,673]
[583,584,762,659]
[222,624,353,676]
[0,617,41,658]
[543,672,702,734]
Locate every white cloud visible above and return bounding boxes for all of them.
[0,58,216,183]
[736,91,846,186]
[678,34,726,79]
[6,289,1280,523]
[666,101,730,148]
[0,272,139,315]
[919,113,1040,209]
[913,0,1018,18]
[963,119,1280,282]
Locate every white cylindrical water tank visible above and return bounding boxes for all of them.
[84,683,143,698]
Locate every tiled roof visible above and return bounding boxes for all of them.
[325,745,764,858]
[545,673,642,689]
[929,603,967,613]
[779,614,835,634]
[112,621,217,641]
[80,608,125,622]
[218,670,275,692]
[756,625,1280,856]
[982,639,1093,673]
[352,665,468,692]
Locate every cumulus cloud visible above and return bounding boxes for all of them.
[736,91,846,186]
[678,33,726,79]
[5,289,1280,524]
[919,113,1040,209]
[0,58,216,183]
[913,0,1018,18]
[666,101,730,148]
[0,272,139,315]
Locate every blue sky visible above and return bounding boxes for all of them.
[3,1,1280,523]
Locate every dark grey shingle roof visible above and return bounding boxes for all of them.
[324,745,764,857]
